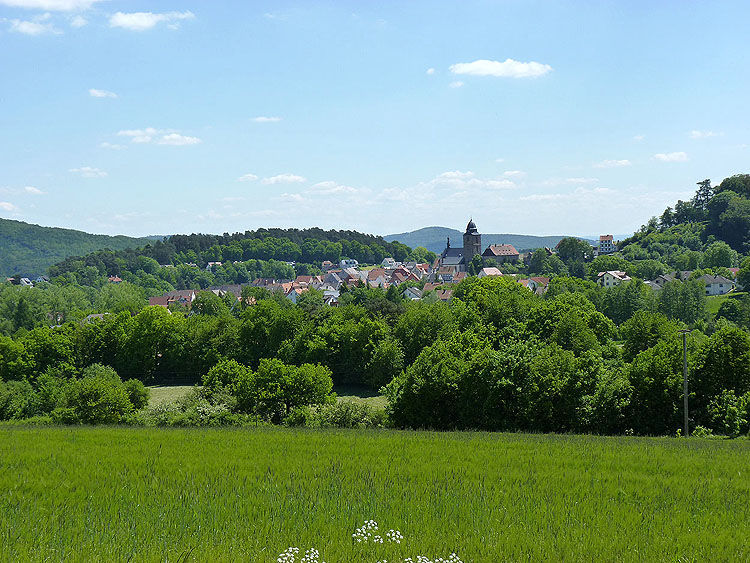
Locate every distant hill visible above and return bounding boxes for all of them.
[0,218,158,277]
[385,226,595,254]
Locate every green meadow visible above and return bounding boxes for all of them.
[1,427,749,562]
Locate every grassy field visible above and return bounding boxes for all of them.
[1,428,749,562]
[706,291,747,317]
[148,384,389,410]
[148,385,196,407]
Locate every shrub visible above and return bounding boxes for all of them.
[61,364,134,424]
[0,380,37,420]
[318,401,386,428]
[123,379,150,410]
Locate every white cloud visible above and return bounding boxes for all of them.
[450,58,552,78]
[503,170,525,178]
[118,127,160,143]
[280,193,305,203]
[24,185,44,194]
[521,186,612,202]
[426,67,435,75]
[237,173,258,182]
[69,14,86,27]
[99,142,125,150]
[8,17,60,35]
[429,170,515,191]
[633,134,645,141]
[494,157,505,163]
[0,0,102,10]
[594,159,631,168]
[117,128,201,146]
[690,130,719,139]
[70,166,107,178]
[438,170,474,180]
[158,133,201,146]
[653,151,688,162]
[252,116,282,123]
[566,177,598,184]
[308,181,358,195]
[89,88,117,98]
[109,11,194,31]
[0,201,19,211]
[262,173,307,185]
[449,81,464,88]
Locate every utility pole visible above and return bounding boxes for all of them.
[679,329,692,436]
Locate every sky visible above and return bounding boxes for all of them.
[1,0,749,238]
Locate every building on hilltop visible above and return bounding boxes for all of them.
[598,235,616,254]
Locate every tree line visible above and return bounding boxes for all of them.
[1,276,749,436]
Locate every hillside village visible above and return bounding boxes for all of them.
[134,220,740,310]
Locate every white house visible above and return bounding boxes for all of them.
[381,257,398,268]
[403,286,423,300]
[340,258,359,269]
[699,275,735,296]
[477,267,503,278]
[597,270,631,287]
[598,235,616,254]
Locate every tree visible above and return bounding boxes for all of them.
[620,311,679,362]
[717,174,750,198]
[56,364,134,424]
[738,256,750,291]
[692,179,713,211]
[409,246,437,264]
[693,325,750,415]
[702,241,734,268]
[191,291,229,316]
[13,297,35,331]
[556,237,592,264]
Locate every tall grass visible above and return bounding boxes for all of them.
[1,427,749,561]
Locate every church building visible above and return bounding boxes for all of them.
[436,219,482,273]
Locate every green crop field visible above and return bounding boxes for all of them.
[1,428,749,562]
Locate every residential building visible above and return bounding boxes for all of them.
[597,270,631,287]
[478,267,503,277]
[598,235,616,254]
[482,244,520,264]
[340,258,359,269]
[699,275,735,296]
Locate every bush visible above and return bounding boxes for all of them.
[123,379,150,410]
[61,364,134,424]
[318,401,386,428]
[707,390,750,437]
[284,401,386,429]
[0,380,37,420]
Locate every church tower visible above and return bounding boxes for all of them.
[463,219,481,264]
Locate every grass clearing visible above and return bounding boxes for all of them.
[706,291,746,317]
[147,385,196,407]
[1,427,749,562]
[333,384,388,409]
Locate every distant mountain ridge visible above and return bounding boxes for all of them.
[0,218,158,277]
[385,226,595,254]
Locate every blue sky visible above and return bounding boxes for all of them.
[1,1,748,238]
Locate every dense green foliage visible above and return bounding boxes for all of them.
[2,271,749,436]
[0,217,156,277]
[1,427,749,561]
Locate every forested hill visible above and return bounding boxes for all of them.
[385,226,592,254]
[47,227,420,290]
[0,218,157,277]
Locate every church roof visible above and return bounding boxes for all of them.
[441,246,464,258]
[465,219,479,235]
